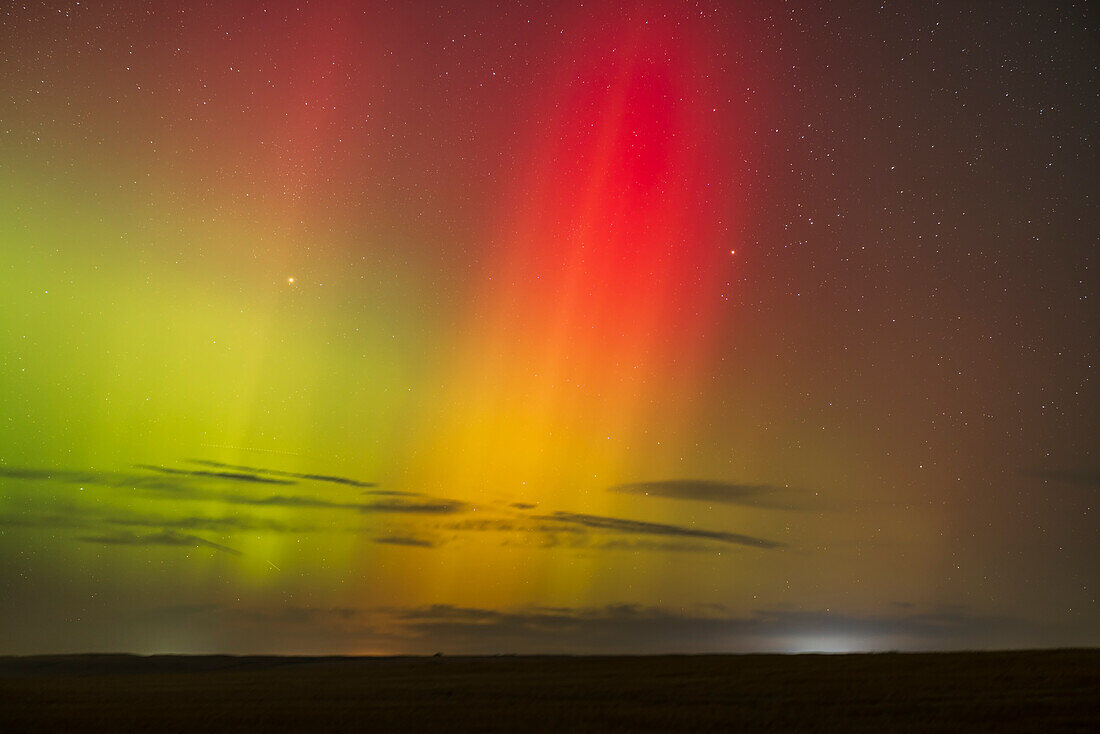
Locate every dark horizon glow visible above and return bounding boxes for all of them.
[0,0,1096,655]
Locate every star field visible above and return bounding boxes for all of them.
[0,0,1095,654]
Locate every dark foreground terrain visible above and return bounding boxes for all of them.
[0,650,1097,732]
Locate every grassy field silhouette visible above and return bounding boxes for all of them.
[0,650,1096,732]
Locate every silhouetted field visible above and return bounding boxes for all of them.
[0,650,1097,732]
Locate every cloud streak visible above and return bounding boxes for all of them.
[212,493,465,514]
[611,480,828,511]
[77,530,241,555]
[374,536,436,548]
[135,464,297,485]
[434,509,783,552]
[535,511,784,549]
[0,465,466,515]
[0,467,189,493]
[186,459,377,489]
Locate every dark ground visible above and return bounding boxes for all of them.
[0,650,1097,732]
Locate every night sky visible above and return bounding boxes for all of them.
[1,1,1096,655]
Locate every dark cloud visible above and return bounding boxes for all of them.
[380,604,1077,654]
[0,467,189,493]
[610,480,828,511]
[161,490,464,515]
[1,503,450,544]
[510,502,538,510]
[1,466,468,568]
[374,536,436,548]
[362,500,466,514]
[494,528,716,553]
[0,465,466,516]
[0,503,317,535]
[535,511,784,549]
[501,535,715,554]
[586,538,715,553]
[435,512,780,552]
[135,464,297,485]
[5,465,777,555]
[160,603,1076,655]
[187,459,377,489]
[107,514,311,534]
[219,494,363,510]
[21,600,1082,656]
[440,518,553,533]
[77,530,241,555]
[0,510,89,530]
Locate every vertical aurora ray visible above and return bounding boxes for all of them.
[409,8,747,603]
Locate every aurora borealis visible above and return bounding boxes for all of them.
[1,1,1096,654]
